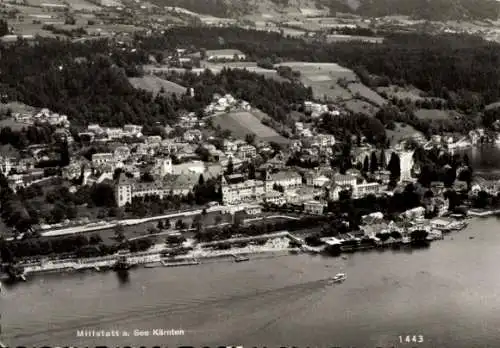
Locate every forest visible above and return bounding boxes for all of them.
[1,28,499,133]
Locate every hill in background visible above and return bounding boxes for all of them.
[150,0,500,21]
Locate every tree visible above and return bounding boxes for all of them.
[387,152,401,183]
[463,153,470,166]
[157,220,164,230]
[60,140,70,166]
[89,233,102,244]
[248,162,256,179]
[175,219,185,230]
[114,225,125,242]
[370,152,379,173]
[164,218,171,229]
[226,158,234,175]
[0,19,8,37]
[363,155,369,172]
[198,174,205,185]
[379,149,387,169]
[245,133,256,145]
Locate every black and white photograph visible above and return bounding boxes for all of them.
[1,0,500,346]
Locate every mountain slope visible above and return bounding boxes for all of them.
[152,0,500,21]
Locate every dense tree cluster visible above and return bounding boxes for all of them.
[0,38,195,127]
[0,174,117,233]
[320,113,387,146]
[162,68,313,123]
[413,147,472,188]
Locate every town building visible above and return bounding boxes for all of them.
[304,200,327,215]
[221,175,265,205]
[91,153,115,167]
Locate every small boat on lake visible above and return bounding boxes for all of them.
[234,255,249,262]
[330,273,346,283]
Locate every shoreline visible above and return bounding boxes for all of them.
[2,215,475,281]
[5,233,299,280]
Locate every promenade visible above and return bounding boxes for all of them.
[8,206,227,240]
[19,232,304,277]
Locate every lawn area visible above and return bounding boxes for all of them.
[128,76,187,96]
[50,210,234,245]
[386,122,423,146]
[213,110,290,144]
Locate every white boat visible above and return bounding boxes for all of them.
[330,273,346,283]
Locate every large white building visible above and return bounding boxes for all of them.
[221,176,265,205]
[265,170,302,192]
[222,170,303,205]
[398,150,415,182]
[115,173,195,207]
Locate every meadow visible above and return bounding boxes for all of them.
[212,111,289,144]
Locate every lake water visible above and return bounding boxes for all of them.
[461,145,500,177]
[2,217,500,348]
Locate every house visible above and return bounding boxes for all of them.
[91,153,114,166]
[266,170,302,192]
[114,146,131,161]
[123,124,143,135]
[304,200,326,215]
[264,190,286,206]
[353,182,381,198]
[151,157,173,177]
[313,134,336,148]
[237,144,257,160]
[333,174,357,188]
[183,129,202,142]
[285,186,316,204]
[328,184,344,201]
[206,49,246,61]
[221,175,265,205]
[223,140,238,153]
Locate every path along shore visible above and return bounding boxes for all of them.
[11,232,299,279]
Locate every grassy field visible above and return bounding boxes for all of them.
[386,122,423,146]
[66,0,102,11]
[0,102,37,131]
[348,83,386,106]
[414,109,462,121]
[342,99,380,116]
[274,62,385,109]
[213,111,289,144]
[128,76,187,96]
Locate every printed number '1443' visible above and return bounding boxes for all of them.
[399,335,424,343]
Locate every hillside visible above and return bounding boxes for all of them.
[128,76,187,96]
[150,0,500,20]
